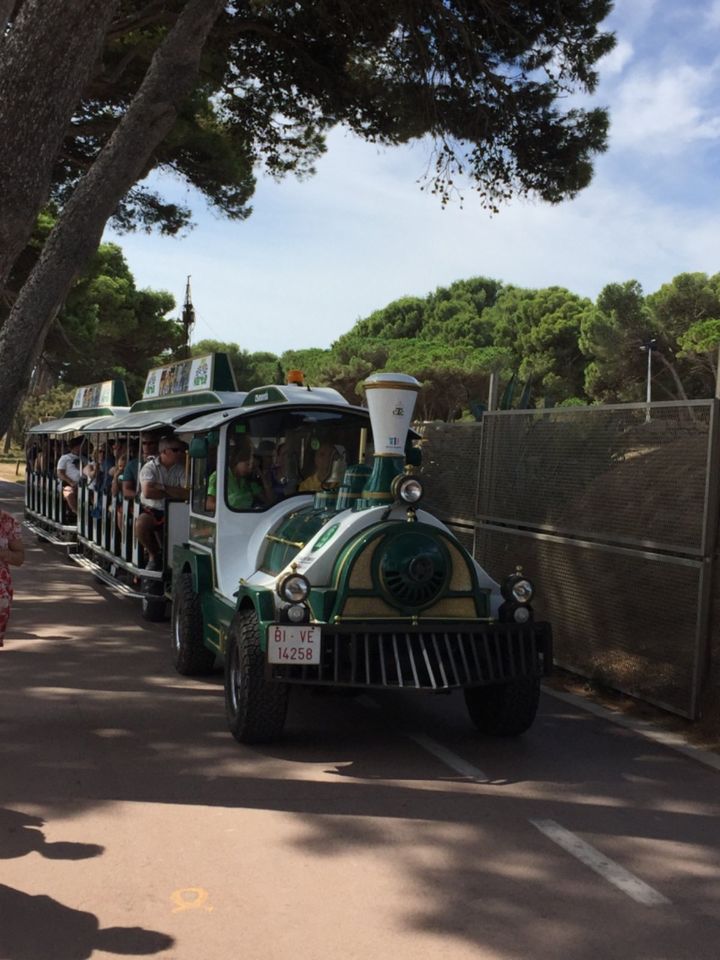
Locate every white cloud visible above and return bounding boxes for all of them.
[108,130,720,355]
[609,64,720,152]
[599,39,634,76]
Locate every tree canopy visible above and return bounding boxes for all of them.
[0,0,615,437]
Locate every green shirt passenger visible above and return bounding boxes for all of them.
[206,469,263,510]
[205,438,273,511]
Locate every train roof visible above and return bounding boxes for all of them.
[76,393,248,434]
[27,407,130,435]
[170,383,362,436]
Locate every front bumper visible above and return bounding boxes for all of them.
[268,620,552,689]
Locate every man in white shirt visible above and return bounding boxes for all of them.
[134,437,188,570]
[56,437,86,515]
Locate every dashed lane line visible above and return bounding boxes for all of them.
[406,732,489,782]
[530,818,670,906]
[356,696,488,781]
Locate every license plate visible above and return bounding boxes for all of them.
[267,624,321,665]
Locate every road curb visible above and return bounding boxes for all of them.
[544,685,720,774]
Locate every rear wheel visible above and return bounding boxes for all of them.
[171,571,215,675]
[224,608,288,744]
[464,674,541,736]
[141,594,167,622]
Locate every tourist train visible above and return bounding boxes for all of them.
[25,354,552,743]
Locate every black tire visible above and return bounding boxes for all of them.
[464,674,541,736]
[224,608,289,744]
[141,594,167,622]
[171,571,215,675]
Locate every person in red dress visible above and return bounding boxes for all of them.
[0,508,24,646]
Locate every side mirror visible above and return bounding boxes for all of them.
[189,437,208,459]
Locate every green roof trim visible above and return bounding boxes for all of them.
[242,386,289,407]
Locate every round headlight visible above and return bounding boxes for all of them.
[392,475,424,504]
[286,604,307,623]
[513,606,531,624]
[501,573,534,603]
[278,573,310,603]
[511,578,534,604]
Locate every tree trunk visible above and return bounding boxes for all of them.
[0,0,226,438]
[655,351,691,403]
[0,0,119,288]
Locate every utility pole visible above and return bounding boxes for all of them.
[640,337,656,423]
[181,275,195,359]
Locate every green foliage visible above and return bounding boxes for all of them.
[280,348,332,386]
[42,243,180,399]
[578,280,651,402]
[483,285,592,404]
[646,273,720,394]
[190,339,284,391]
[678,318,720,358]
[43,0,615,238]
[14,385,76,440]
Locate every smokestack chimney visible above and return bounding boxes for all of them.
[359,372,421,505]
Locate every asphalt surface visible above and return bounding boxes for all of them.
[2,480,720,960]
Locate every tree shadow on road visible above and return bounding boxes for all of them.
[0,883,174,960]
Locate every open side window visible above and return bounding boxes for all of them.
[190,432,219,516]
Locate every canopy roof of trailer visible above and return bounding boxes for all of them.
[27,408,130,435]
[76,393,248,434]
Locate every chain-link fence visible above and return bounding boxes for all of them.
[417,401,720,719]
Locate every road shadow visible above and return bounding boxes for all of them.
[0,883,173,960]
[0,808,104,861]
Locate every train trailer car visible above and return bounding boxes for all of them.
[65,353,247,619]
[25,379,130,544]
[170,372,553,744]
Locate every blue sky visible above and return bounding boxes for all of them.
[105,0,720,355]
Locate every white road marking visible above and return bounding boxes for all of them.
[356,695,488,781]
[407,733,489,782]
[530,818,670,906]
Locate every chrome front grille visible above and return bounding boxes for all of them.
[268,622,552,689]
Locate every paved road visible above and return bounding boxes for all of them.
[2,480,720,960]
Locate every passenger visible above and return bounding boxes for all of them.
[0,501,24,648]
[83,442,108,519]
[298,442,340,492]
[110,445,129,533]
[134,437,188,570]
[267,441,298,497]
[256,440,281,497]
[56,437,86,515]
[206,438,273,511]
[121,435,158,500]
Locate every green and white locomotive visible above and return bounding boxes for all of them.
[26,357,552,743]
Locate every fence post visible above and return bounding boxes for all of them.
[695,399,720,716]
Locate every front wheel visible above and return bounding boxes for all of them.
[464,675,541,736]
[171,571,215,675]
[224,608,289,744]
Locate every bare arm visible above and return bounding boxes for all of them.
[0,537,24,567]
[141,479,188,502]
[57,469,76,486]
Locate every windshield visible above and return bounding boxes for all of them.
[223,407,373,512]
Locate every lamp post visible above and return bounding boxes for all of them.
[640,337,656,422]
